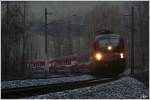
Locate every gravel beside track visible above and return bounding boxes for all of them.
[25,77,149,99]
[1,75,95,89]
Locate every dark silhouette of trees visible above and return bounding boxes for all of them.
[2,1,29,79]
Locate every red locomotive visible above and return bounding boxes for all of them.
[90,30,126,76]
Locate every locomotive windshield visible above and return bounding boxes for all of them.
[98,35,120,52]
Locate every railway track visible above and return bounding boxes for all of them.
[2,76,121,99]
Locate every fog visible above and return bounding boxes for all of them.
[1,1,148,80]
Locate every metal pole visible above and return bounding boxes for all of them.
[68,16,72,55]
[6,1,9,76]
[131,6,134,75]
[22,1,26,77]
[45,8,48,57]
[45,8,48,75]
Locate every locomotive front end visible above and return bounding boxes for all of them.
[91,33,126,77]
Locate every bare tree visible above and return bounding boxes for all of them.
[2,1,30,80]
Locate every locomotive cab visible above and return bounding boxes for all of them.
[91,30,126,77]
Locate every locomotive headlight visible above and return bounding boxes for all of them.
[95,53,102,61]
[107,45,112,51]
[120,53,124,59]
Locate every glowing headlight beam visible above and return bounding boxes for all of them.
[95,53,102,61]
[107,46,112,51]
[120,53,124,59]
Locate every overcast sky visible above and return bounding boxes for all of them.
[28,1,102,21]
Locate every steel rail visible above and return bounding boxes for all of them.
[2,76,121,99]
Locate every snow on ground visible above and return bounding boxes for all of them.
[1,74,95,89]
[25,77,149,99]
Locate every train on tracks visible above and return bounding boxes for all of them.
[29,30,126,76]
[90,30,126,76]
